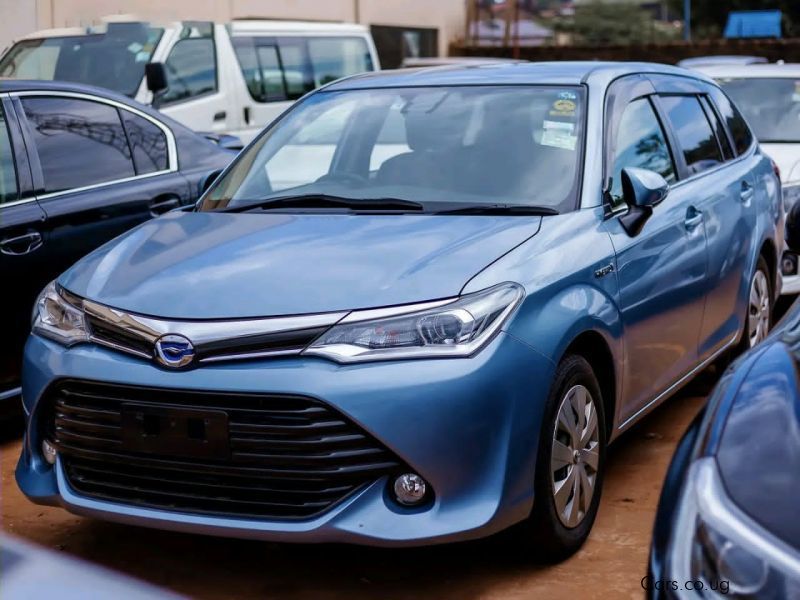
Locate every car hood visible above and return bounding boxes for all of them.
[59,211,541,319]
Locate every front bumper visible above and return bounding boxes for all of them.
[17,332,553,546]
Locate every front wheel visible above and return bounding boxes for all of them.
[510,354,606,562]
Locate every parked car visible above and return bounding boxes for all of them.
[695,63,800,296]
[646,203,800,599]
[16,62,781,560]
[0,18,380,144]
[0,534,181,599]
[0,79,236,406]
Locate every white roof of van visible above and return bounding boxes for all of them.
[229,20,369,35]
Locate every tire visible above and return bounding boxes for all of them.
[510,354,607,562]
[737,255,772,354]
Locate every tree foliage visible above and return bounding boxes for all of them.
[556,1,678,45]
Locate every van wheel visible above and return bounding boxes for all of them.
[511,354,606,562]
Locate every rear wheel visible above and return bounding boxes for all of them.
[511,354,606,562]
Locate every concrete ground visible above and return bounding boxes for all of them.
[0,369,717,600]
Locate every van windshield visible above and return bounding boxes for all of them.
[717,77,800,143]
[0,23,163,97]
[200,85,586,214]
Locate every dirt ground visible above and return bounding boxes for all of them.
[0,368,718,600]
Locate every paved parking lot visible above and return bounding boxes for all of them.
[0,371,714,600]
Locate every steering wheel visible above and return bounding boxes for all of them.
[315,172,369,186]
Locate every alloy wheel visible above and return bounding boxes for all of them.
[551,384,600,528]
[748,270,770,348]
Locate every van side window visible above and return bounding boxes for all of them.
[160,25,218,105]
[21,96,135,194]
[609,97,676,207]
[709,88,754,156]
[308,38,373,87]
[0,105,19,204]
[660,95,723,175]
[120,111,168,174]
[232,36,373,104]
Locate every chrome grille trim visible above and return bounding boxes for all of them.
[80,299,347,364]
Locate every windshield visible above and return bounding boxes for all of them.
[717,77,800,143]
[0,23,163,97]
[199,85,586,213]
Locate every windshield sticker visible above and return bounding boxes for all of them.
[541,120,577,150]
[549,99,577,117]
[558,90,578,101]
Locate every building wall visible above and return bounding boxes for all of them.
[0,0,465,56]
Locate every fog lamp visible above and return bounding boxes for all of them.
[41,439,57,465]
[393,473,428,506]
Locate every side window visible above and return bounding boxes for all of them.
[660,95,723,175]
[609,97,676,206]
[0,105,19,204]
[277,40,312,100]
[21,96,135,194]
[308,37,373,87]
[160,25,217,105]
[709,88,754,156]
[232,37,287,103]
[120,110,168,175]
[700,95,733,160]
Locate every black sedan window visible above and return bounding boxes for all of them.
[0,106,18,204]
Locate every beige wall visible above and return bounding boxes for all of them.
[0,0,465,56]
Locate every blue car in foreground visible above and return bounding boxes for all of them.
[646,209,800,597]
[17,62,782,560]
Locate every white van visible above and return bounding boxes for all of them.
[0,19,380,144]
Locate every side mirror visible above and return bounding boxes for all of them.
[145,62,168,103]
[618,167,669,236]
[786,201,800,253]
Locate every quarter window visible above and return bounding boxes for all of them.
[700,95,733,160]
[660,95,723,175]
[21,96,136,194]
[120,111,168,174]
[160,25,217,105]
[610,97,676,206]
[0,105,19,204]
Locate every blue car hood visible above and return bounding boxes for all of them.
[59,212,541,319]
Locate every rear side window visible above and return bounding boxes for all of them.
[21,96,135,193]
[0,105,19,204]
[660,95,722,175]
[160,25,217,105]
[709,88,754,156]
[231,38,290,102]
[609,97,676,206]
[120,111,168,174]
[308,38,373,87]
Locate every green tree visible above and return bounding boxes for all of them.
[556,1,676,45]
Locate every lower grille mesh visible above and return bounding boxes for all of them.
[45,380,401,519]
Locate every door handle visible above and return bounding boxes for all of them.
[243,106,251,125]
[149,197,181,217]
[0,231,43,256]
[213,111,227,122]
[684,207,704,230]
[740,180,754,203]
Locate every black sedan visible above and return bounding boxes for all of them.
[647,205,800,598]
[0,79,236,402]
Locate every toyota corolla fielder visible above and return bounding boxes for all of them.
[17,62,782,560]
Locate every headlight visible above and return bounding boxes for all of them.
[31,281,89,346]
[669,459,800,598]
[783,181,800,213]
[303,282,524,363]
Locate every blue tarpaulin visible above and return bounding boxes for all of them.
[724,10,782,39]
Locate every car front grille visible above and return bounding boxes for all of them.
[45,380,401,520]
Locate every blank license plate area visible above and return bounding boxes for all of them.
[121,404,230,460]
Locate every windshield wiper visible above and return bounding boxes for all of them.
[435,204,559,216]
[222,194,425,213]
